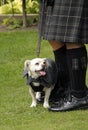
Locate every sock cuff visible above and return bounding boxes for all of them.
[53,45,66,55]
[66,46,87,56]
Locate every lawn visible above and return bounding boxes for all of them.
[0,29,88,130]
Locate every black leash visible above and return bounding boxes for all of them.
[36,0,45,57]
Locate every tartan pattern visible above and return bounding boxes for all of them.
[72,56,87,70]
[72,58,79,70]
[81,57,87,69]
[39,0,88,44]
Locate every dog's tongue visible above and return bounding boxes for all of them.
[39,71,46,76]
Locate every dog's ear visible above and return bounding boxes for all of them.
[23,60,31,77]
[24,60,31,69]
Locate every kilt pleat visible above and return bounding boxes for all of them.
[39,0,88,44]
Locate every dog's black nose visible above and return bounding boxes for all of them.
[42,63,46,68]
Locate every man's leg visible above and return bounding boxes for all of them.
[49,43,88,112]
[66,44,87,98]
[49,41,69,101]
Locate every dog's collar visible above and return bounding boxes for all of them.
[26,74,48,86]
[25,74,45,92]
[27,75,40,84]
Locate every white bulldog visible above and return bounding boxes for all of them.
[23,58,57,108]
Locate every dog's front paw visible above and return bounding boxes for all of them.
[30,102,37,107]
[43,103,50,108]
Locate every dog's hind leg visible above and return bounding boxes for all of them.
[29,87,37,107]
[43,87,52,108]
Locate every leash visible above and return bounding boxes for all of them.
[36,0,45,57]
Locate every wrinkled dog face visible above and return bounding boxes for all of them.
[24,58,47,78]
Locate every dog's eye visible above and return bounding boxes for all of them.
[43,61,46,65]
[35,62,39,65]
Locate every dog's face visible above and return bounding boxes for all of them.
[23,58,47,78]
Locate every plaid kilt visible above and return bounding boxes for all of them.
[39,0,88,44]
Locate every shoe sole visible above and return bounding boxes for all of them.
[49,104,88,112]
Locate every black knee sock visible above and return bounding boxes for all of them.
[54,45,69,88]
[50,45,69,99]
[66,46,87,98]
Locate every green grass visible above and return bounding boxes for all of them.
[0,29,88,130]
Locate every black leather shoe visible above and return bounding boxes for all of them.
[49,95,88,112]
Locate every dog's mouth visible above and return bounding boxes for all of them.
[35,69,46,76]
